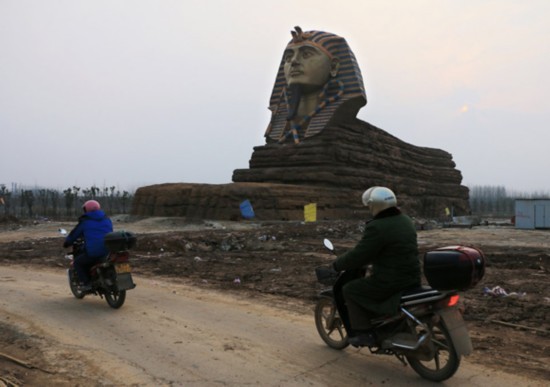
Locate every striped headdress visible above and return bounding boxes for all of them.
[265,26,367,142]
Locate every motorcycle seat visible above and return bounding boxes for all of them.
[98,253,110,263]
[402,285,435,296]
[88,254,111,273]
[400,286,446,306]
[370,287,447,324]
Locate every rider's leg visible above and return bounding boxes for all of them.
[345,297,375,331]
[73,252,97,285]
[343,295,378,347]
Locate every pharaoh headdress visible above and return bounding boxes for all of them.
[265,27,366,142]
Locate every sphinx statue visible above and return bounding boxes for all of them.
[232,26,470,218]
[265,26,366,143]
[133,27,470,220]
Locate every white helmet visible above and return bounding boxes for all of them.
[361,186,397,216]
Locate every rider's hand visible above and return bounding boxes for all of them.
[63,241,70,248]
[315,264,339,284]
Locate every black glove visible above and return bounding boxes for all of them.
[315,264,339,285]
[63,241,70,248]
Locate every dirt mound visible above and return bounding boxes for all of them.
[0,216,25,232]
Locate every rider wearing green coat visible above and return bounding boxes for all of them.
[333,187,421,345]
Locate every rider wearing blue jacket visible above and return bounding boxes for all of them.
[63,200,113,290]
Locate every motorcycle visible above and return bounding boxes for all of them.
[61,229,137,309]
[314,239,485,382]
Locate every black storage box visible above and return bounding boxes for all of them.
[104,231,137,252]
[423,245,485,290]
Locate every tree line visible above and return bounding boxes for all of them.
[0,183,133,219]
[469,185,550,217]
[1,183,547,220]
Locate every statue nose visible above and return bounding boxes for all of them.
[290,53,300,64]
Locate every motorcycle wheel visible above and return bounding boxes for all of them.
[406,318,460,382]
[314,296,349,350]
[67,269,85,299]
[105,289,126,309]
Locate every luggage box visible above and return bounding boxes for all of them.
[104,231,137,252]
[423,245,485,290]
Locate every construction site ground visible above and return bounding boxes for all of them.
[0,216,548,385]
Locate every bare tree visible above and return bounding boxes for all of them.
[0,184,11,216]
[21,190,34,218]
[2,183,134,219]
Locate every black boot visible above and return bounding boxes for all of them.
[348,330,377,347]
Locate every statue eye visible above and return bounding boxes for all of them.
[283,52,293,62]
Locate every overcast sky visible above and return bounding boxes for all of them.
[1,0,549,194]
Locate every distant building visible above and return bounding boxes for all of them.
[515,199,550,229]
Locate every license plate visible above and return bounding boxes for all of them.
[116,263,131,273]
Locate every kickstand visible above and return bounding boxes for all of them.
[395,353,408,366]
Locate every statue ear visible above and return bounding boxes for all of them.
[330,58,340,77]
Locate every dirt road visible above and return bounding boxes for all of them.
[1,217,549,385]
[0,265,546,386]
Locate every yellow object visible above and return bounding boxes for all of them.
[304,203,317,222]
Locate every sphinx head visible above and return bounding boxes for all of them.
[265,26,366,142]
[282,26,340,94]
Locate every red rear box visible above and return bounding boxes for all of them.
[423,245,485,290]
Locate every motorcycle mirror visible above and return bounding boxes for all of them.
[323,238,334,251]
[59,228,67,235]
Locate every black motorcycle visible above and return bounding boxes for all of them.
[314,239,485,382]
[63,230,137,309]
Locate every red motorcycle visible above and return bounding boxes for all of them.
[63,230,137,309]
[314,239,485,382]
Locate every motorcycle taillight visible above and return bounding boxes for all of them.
[110,251,130,263]
[447,294,460,307]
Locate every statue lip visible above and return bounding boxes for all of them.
[289,70,303,76]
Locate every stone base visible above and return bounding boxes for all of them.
[131,182,370,221]
[131,119,470,221]
[232,119,470,218]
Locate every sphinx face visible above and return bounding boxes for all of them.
[283,43,335,93]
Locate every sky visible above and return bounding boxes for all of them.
[1,0,549,194]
